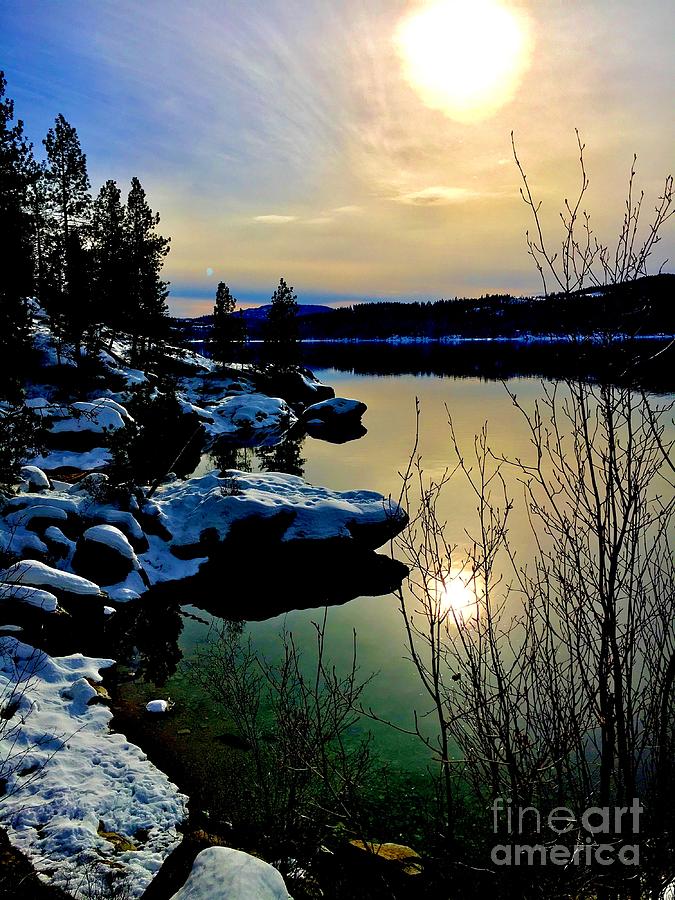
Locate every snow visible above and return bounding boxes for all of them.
[50,400,129,435]
[148,469,405,550]
[0,639,187,898]
[206,393,297,439]
[305,397,364,415]
[26,447,112,472]
[20,465,50,491]
[85,507,145,541]
[170,847,292,900]
[103,605,116,616]
[0,583,59,613]
[0,561,103,597]
[146,699,172,714]
[5,504,69,528]
[82,524,138,563]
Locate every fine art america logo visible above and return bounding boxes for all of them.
[491,798,643,866]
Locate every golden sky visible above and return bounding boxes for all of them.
[3,0,674,313]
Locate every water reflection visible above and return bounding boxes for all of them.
[205,432,306,478]
[433,567,480,623]
[256,432,306,477]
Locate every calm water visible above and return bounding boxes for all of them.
[169,369,551,772]
[128,363,674,775]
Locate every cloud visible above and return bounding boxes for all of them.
[395,186,481,206]
[253,214,298,224]
[304,216,334,225]
[333,205,363,214]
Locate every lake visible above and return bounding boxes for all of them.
[117,351,675,781]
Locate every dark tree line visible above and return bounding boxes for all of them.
[294,275,674,341]
[0,71,171,389]
[208,276,299,367]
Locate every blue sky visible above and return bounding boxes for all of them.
[2,0,673,315]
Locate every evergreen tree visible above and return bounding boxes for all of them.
[124,177,170,364]
[91,179,127,338]
[265,277,298,347]
[43,114,91,244]
[210,281,246,365]
[0,71,35,397]
[42,114,92,354]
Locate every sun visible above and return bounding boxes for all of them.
[395,0,532,122]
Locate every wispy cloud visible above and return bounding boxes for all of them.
[396,186,482,206]
[253,214,298,224]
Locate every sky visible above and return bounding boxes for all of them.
[1,0,673,315]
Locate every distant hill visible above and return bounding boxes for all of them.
[188,304,333,327]
[174,274,675,343]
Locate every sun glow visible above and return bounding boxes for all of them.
[431,569,479,622]
[395,0,532,122]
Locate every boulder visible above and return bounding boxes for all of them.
[0,560,103,598]
[349,840,423,876]
[170,846,292,900]
[302,397,367,425]
[257,366,335,406]
[20,466,51,492]
[207,394,297,443]
[302,397,367,443]
[73,524,139,586]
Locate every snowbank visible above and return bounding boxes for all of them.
[170,847,291,900]
[0,639,187,898]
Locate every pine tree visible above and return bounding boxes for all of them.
[42,114,92,355]
[210,282,246,365]
[0,71,35,397]
[125,177,170,365]
[265,277,299,346]
[91,179,127,339]
[43,114,90,244]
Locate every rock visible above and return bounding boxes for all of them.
[257,366,335,406]
[349,840,423,875]
[302,397,367,443]
[97,822,138,853]
[146,699,174,714]
[86,679,112,703]
[0,560,103,597]
[207,394,297,443]
[302,397,367,425]
[72,524,139,586]
[5,504,70,533]
[170,846,292,900]
[20,465,51,492]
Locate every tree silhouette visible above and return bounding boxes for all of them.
[42,113,92,355]
[210,281,246,365]
[91,179,127,340]
[124,177,170,364]
[0,71,34,396]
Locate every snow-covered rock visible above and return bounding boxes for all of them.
[49,399,130,435]
[0,639,187,898]
[146,699,173,714]
[0,583,59,613]
[73,525,140,587]
[303,397,367,425]
[0,561,103,597]
[26,447,112,473]
[5,504,69,531]
[144,469,406,569]
[206,393,297,442]
[80,524,137,560]
[170,847,292,900]
[20,465,50,492]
